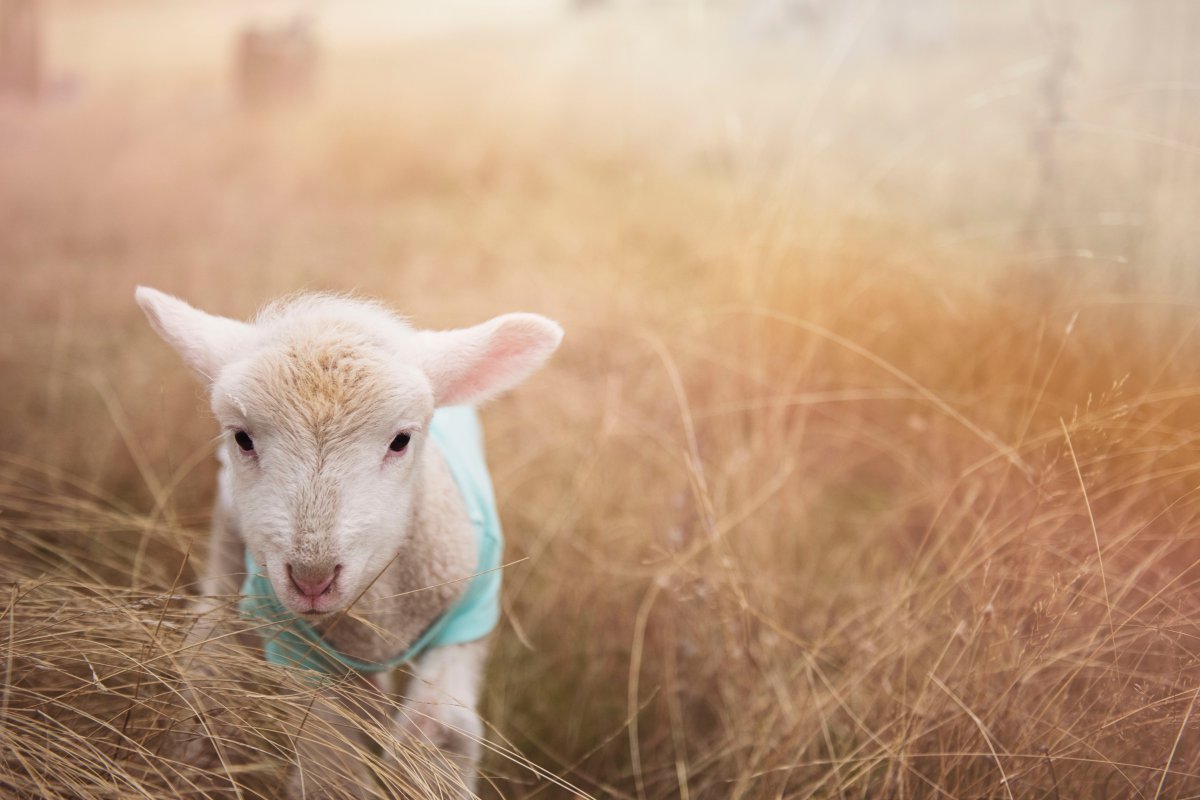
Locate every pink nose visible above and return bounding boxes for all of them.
[287,563,341,598]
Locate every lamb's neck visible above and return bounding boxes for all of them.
[314,440,477,663]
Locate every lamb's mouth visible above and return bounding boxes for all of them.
[290,596,341,617]
[275,581,344,617]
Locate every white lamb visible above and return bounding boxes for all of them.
[135,287,563,798]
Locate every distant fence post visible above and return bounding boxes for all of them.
[1021,8,1076,259]
[0,0,41,100]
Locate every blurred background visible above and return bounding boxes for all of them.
[3,1,1200,798]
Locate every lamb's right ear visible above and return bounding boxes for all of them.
[135,287,253,383]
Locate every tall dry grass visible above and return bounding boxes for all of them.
[3,1,1200,797]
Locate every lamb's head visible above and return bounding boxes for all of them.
[135,287,562,616]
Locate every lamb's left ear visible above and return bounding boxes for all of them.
[418,313,564,407]
[135,286,254,383]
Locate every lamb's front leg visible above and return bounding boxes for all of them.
[170,498,250,777]
[287,687,380,800]
[185,467,252,648]
[389,640,488,798]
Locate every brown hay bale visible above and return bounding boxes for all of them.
[234,16,317,109]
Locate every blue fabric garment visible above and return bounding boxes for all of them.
[238,405,503,675]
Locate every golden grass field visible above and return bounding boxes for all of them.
[2,1,1200,797]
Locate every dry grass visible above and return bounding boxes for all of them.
[3,1,1200,797]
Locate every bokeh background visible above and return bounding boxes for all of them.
[3,1,1200,797]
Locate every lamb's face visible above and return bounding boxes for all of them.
[213,333,434,617]
[134,286,563,616]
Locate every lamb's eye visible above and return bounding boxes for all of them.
[389,433,411,453]
[234,430,255,452]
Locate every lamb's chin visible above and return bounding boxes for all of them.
[288,600,340,617]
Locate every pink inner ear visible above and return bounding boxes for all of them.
[440,336,528,406]
[431,316,560,407]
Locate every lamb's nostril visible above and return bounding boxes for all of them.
[322,564,342,596]
[286,563,341,598]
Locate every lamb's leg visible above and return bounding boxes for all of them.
[170,496,251,777]
[286,691,378,800]
[389,639,488,799]
[182,489,252,655]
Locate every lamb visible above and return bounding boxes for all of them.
[134,287,563,798]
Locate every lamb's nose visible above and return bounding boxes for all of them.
[287,563,341,598]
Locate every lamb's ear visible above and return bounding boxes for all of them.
[419,313,564,407]
[135,286,253,383]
